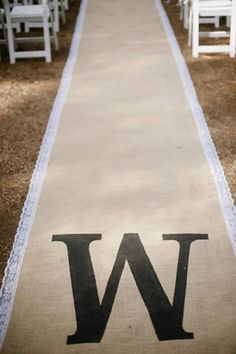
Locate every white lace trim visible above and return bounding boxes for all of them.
[0,0,89,348]
[155,0,236,254]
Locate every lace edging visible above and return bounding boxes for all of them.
[155,0,236,254]
[0,0,89,348]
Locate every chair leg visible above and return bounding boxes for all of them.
[192,9,199,57]
[24,22,30,32]
[64,0,69,11]
[60,3,66,24]
[52,24,59,50]
[7,23,16,63]
[4,0,16,63]
[53,0,60,32]
[184,1,189,29]
[43,16,51,62]
[229,14,236,57]
[214,16,220,28]
[188,9,193,47]
[179,0,183,20]
[226,16,231,27]
[0,11,7,41]
[49,11,59,50]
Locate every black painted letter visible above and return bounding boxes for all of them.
[52,233,208,344]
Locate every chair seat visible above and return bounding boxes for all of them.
[198,0,232,15]
[199,9,232,15]
[198,0,232,5]
[11,5,49,18]
[198,0,232,8]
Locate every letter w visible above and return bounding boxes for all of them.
[52,233,208,344]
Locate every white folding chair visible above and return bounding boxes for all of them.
[3,0,59,63]
[188,0,236,57]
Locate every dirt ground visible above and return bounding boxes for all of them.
[0,1,235,286]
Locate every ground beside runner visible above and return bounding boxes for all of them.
[0,0,235,286]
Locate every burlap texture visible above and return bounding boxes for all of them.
[2,0,236,353]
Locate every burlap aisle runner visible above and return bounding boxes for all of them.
[1,0,236,352]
